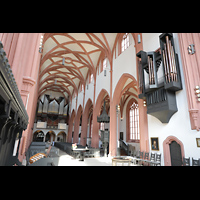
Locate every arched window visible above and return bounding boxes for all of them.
[90,73,93,83]
[100,122,105,130]
[129,102,139,141]
[103,58,107,70]
[117,33,131,57]
[99,57,107,73]
[121,33,130,52]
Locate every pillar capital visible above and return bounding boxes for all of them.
[21,76,36,94]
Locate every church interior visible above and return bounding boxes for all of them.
[0,33,200,166]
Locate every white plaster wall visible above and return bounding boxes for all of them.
[71,97,77,113]
[77,91,83,109]
[84,82,94,107]
[95,67,110,103]
[142,33,162,52]
[112,42,137,98]
[146,33,200,166]
[73,34,137,109]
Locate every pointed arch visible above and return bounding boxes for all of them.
[113,73,137,105]
[57,131,67,142]
[91,89,110,148]
[109,73,137,156]
[163,136,185,166]
[33,130,45,142]
[67,109,76,143]
[80,98,93,146]
[73,105,83,143]
[45,131,56,142]
[126,98,139,143]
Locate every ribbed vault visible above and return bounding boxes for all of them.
[38,33,138,100]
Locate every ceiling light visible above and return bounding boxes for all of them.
[138,34,141,44]
[62,58,65,65]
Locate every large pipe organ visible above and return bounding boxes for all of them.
[137,33,182,123]
[36,94,69,128]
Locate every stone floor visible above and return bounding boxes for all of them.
[56,147,136,166]
[57,148,113,166]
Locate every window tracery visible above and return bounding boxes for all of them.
[129,102,139,141]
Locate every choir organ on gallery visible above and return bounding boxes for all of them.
[33,94,69,143]
[0,33,200,166]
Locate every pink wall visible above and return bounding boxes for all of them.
[0,33,43,162]
[178,33,200,131]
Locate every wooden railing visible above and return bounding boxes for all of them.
[119,139,129,155]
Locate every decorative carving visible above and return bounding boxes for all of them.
[189,109,199,131]
[21,76,35,94]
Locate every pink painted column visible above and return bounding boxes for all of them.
[73,106,83,144]
[80,115,88,146]
[109,100,117,156]
[0,33,43,162]
[91,90,109,149]
[11,33,29,91]
[67,111,76,143]
[17,33,43,162]
[22,34,43,161]
[138,98,149,152]
[80,100,92,146]
[178,33,200,131]
[91,105,100,148]
[135,34,149,153]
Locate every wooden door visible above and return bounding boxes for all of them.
[169,141,182,166]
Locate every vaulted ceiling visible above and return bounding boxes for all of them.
[38,33,137,100]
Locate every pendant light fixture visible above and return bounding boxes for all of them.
[62,57,65,65]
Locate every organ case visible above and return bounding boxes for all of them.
[136,33,182,123]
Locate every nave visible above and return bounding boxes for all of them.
[1,33,200,166]
[57,148,113,166]
[28,142,137,166]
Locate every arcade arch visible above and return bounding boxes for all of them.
[33,130,45,142]
[73,105,83,143]
[45,131,56,142]
[80,98,93,146]
[91,89,110,148]
[67,109,76,143]
[109,73,139,156]
[57,131,67,142]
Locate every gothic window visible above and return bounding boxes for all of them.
[81,84,84,91]
[121,33,130,52]
[100,122,105,131]
[90,73,93,83]
[129,102,139,141]
[90,118,93,137]
[103,58,107,70]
